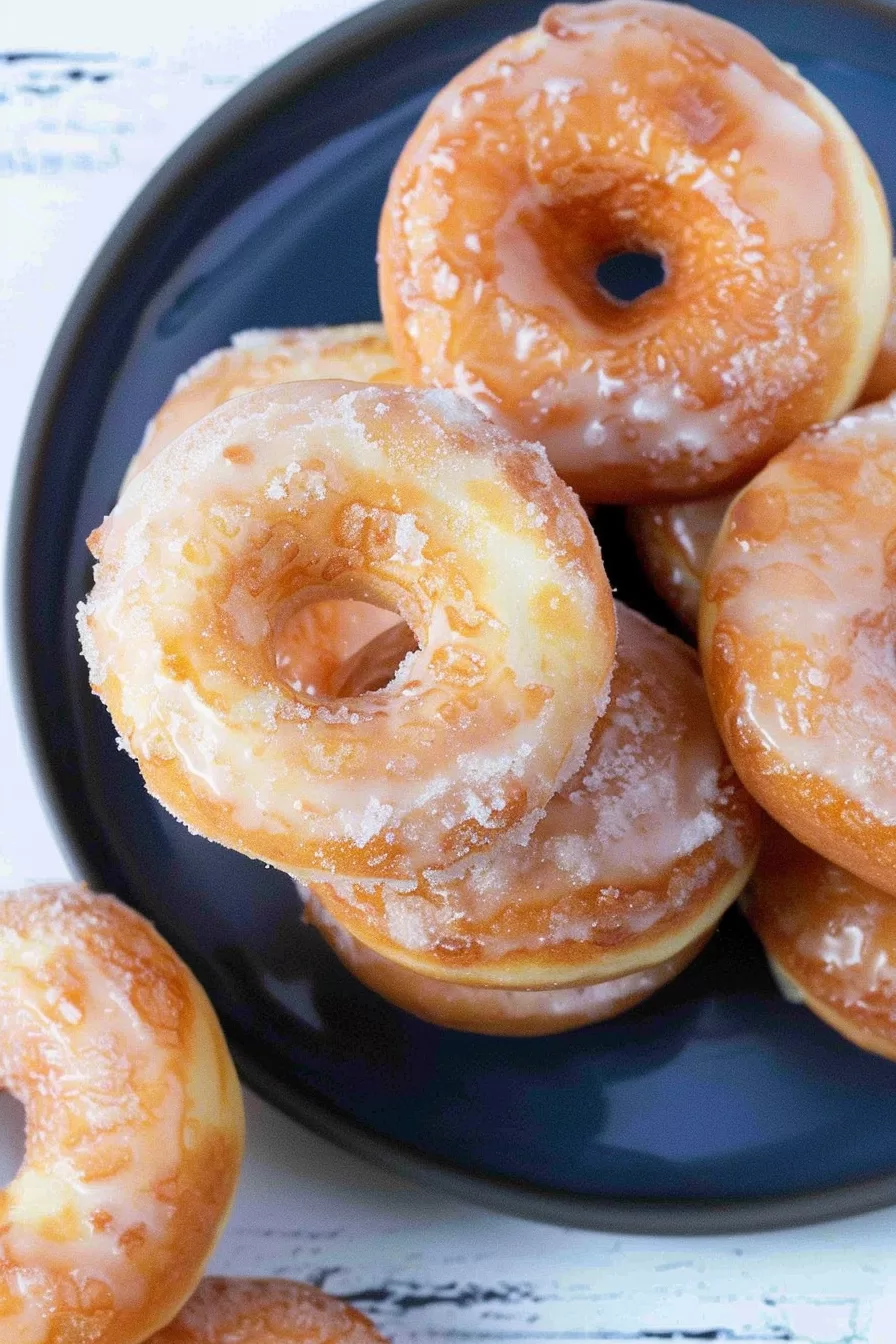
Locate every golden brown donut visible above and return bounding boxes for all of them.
[0,885,244,1344]
[304,889,711,1035]
[79,381,615,883]
[311,603,760,988]
[628,493,732,630]
[325,619,420,698]
[747,821,896,1062]
[124,324,403,488]
[379,0,891,503]
[700,395,896,898]
[147,1278,388,1344]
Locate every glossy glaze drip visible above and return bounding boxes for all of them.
[311,603,759,987]
[379,0,891,501]
[0,886,243,1344]
[750,824,896,1058]
[81,382,614,883]
[702,396,896,895]
[706,398,896,818]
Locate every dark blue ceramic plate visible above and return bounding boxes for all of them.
[10,0,896,1235]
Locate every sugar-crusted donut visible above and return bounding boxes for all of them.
[310,604,759,988]
[123,327,416,702]
[303,889,710,1035]
[746,822,896,1062]
[0,885,244,1344]
[628,493,732,630]
[379,0,891,503]
[701,395,896,897]
[79,381,615,883]
[147,1279,388,1344]
[124,324,402,488]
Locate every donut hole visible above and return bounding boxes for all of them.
[273,598,418,699]
[0,1092,26,1187]
[596,250,666,304]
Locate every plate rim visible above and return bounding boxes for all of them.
[9,0,896,1237]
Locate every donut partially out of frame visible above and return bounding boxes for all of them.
[0,885,243,1344]
[148,1279,388,1344]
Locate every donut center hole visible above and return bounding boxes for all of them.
[274,599,418,699]
[596,250,665,304]
[0,1092,26,1187]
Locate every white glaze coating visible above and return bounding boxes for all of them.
[748,823,896,1059]
[705,397,896,819]
[702,395,896,897]
[80,382,614,882]
[312,604,759,987]
[0,886,243,1344]
[379,0,892,502]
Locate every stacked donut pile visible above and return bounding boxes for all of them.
[75,0,896,1058]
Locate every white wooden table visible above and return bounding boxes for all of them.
[3,4,896,1338]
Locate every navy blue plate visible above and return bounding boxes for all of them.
[10,0,896,1235]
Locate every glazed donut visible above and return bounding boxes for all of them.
[147,1279,388,1344]
[79,381,615,883]
[310,603,760,988]
[746,822,896,1063]
[628,493,732,630]
[0,885,244,1344]
[124,323,402,488]
[378,0,891,504]
[859,259,896,407]
[303,889,710,1035]
[701,395,896,898]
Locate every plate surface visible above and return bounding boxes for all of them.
[10,0,896,1235]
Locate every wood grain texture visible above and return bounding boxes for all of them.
[205,1093,895,1343]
